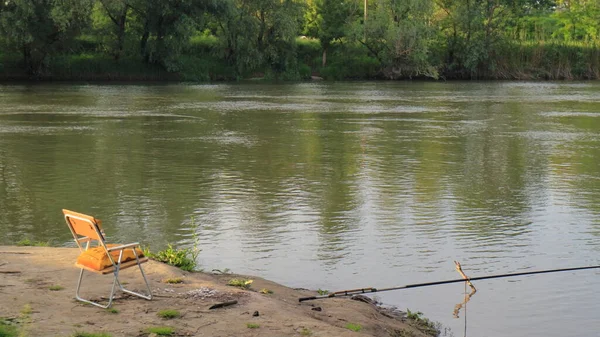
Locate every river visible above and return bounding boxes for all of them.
[1,81,599,336]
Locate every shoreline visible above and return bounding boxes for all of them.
[0,246,440,337]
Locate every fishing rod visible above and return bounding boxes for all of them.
[298,264,600,302]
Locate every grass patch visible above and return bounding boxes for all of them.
[157,309,180,319]
[72,333,112,337]
[316,289,329,295]
[16,238,49,247]
[163,278,184,284]
[227,278,253,289]
[259,288,273,294]
[106,308,119,314]
[49,285,64,291]
[300,327,312,336]
[145,326,174,336]
[246,323,260,329]
[145,244,198,271]
[144,217,201,272]
[20,305,32,316]
[345,323,362,332]
[0,321,18,337]
[405,309,440,336]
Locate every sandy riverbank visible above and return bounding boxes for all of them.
[0,246,438,337]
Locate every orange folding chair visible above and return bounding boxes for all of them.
[63,209,152,308]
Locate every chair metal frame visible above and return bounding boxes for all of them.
[63,209,152,308]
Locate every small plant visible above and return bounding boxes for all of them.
[49,285,64,291]
[145,326,174,336]
[300,327,312,336]
[146,244,197,271]
[345,323,362,332]
[106,308,119,314]
[391,329,417,337]
[317,289,329,295]
[144,217,201,272]
[227,278,253,289]
[157,309,181,319]
[20,304,32,316]
[0,322,18,337]
[406,309,423,321]
[246,323,260,329]
[164,278,184,284]
[405,309,440,336]
[259,288,273,294]
[72,332,112,337]
[16,238,49,247]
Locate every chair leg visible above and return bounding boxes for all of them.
[116,262,153,300]
[75,268,118,309]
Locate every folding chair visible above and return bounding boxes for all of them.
[63,209,152,308]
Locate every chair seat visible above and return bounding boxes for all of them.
[75,257,148,275]
[76,244,145,272]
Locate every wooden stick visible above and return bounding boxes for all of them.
[208,300,238,310]
[454,261,476,291]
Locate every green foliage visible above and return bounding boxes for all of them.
[227,278,253,289]
[164,278,184,284]
[405,309,440,336]
[0,0,94,76]
[146,244,198,271]
[145,326,174,336]
[145,217,201,271]
[0,321,18,337]
[316,289,329,295]
[157,310,181,319]
[16,238,49,247]
[345,323,362,332]
[213,0,305,78]
[300,328,312,336]
[246,323,260,329]
[48,285,64,291]
[106,308,119,314]
[0,0,599,80]
[72,332,112,337]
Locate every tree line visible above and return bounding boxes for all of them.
[1,0,599,80]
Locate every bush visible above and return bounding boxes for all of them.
[145,244,198,272]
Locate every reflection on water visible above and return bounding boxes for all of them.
[1,82,600,337]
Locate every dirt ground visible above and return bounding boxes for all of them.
[0,246,438,337]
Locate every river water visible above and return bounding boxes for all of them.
[1,81,599,336]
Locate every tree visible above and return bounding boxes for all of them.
[0,0,93,76]
[348,0,438,79]
[214,0,304,78]
[316,0,358,66]
[97,0,131,61]
[127,0,221,67]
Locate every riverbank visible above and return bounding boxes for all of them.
[0,246,439,337]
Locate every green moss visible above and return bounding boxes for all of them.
[345,323,362,332]
[0,322,18,337]
[157,310,180,319]
[145,326,174,336]
[72,332,112,337]
[227,278,253,289]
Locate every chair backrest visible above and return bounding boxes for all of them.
[63,209,105,246]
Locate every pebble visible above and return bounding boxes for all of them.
[181,287,220,299]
